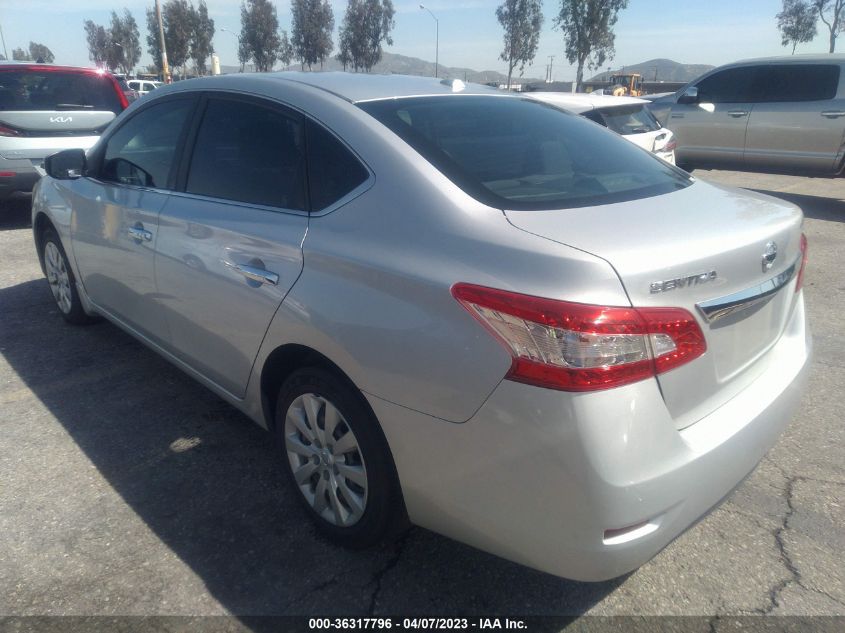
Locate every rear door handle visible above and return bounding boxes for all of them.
[727,110,748,118]
[821,111,845,118]
[224,261,279,286]
[128,226,153,242]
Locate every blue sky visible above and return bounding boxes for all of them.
[0,0,835,79]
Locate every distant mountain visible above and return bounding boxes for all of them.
[220,51,542,85]
[590,58,714,83]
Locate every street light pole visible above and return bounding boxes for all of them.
[547,55,555,83]
[0,25,8,61]
[419,5,438,79]
[155,0,171,83]
[220,28,243,72]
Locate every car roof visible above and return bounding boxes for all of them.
[730,53,845,65]
[0,62,108,74]
[524,91,646,114]
[167,71,502,104]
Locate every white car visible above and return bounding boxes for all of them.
[127,79,161,96]
[526,92,677,164]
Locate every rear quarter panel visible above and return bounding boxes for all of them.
[246,92,631,423]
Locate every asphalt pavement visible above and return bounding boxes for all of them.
[0,170,843,623]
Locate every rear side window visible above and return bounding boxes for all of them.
[0,69,123,114]
[359,96,689,211]
[590,105,661,134]
[306,120,369,210]
[752,65,840,102]
[186,98,306,210]
[695,67,758,103]
[100,99,193,188]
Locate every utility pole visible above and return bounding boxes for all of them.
[420,5,439,78]
[155,0,171,83]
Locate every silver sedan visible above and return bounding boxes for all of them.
[32,73,811,581]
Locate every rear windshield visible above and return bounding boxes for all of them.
[0,69,123,114]
[584,104,661,135]
[359,96,690,210]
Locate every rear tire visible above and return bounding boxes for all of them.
[41,227,95,325]
[274,367,406,548]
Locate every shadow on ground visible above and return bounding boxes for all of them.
[0,277,621,621]
[749,189,845,224]
[0,198,32,230]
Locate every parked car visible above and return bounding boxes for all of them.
[127,79,161,97]
[647,54,845,175]
[112,74,139,104]
[525,92,677,164]
[33,73,811,582]
[0,63,128,201]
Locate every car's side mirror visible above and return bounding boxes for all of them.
[44,149,87,180]
[677,86,699,105]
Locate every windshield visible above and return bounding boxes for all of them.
[0,69,123,114]
[359,96,690,210]
[585,104,661,135]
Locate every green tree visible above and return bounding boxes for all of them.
[240,0,281,72]
[12,47,31,61]
[279,30,294,68]
[28,42,55,63]
[163,0,192,74]
[777,0,818,54]
[110,10,142,75]
[337,0,395,72]
[145,7,163,72]
[190,0,215,75]
[496,0,543,90]
[555,0,628,92]
[813,0,845,52]
[84,20,111,67]
[291,0,334,70]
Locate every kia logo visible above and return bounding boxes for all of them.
[49,116,72,123]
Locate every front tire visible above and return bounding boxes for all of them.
[274,367,405,548]
[41,227,94,325]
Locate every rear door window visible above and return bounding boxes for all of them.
[185,98,306,210]
[752,64,840,102]
[100,98,193,189]
[359,96,690,210]
[695,67,759,103]
[592,105,661,134]
[0,69,123,114]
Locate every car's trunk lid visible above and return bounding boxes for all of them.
[504,180,804,428]
[0,110,114,136]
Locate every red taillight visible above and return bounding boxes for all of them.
[0,171,15,177]
[795,233,808,292]
[664,139,677,152]
[452,283,706,392]
[107,75,129,110]
[0,123,22,137]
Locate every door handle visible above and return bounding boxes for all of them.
[821,111,845,118]
[128,226,153,242]
[727,110,748,118]
[224,261,279,286]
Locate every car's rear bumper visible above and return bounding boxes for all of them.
[370,294,811,581]
[0,162,39,199]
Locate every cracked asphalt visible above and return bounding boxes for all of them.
[0,170,843,620]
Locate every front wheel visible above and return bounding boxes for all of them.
[274,367,406,548]
[41,227,95,325]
